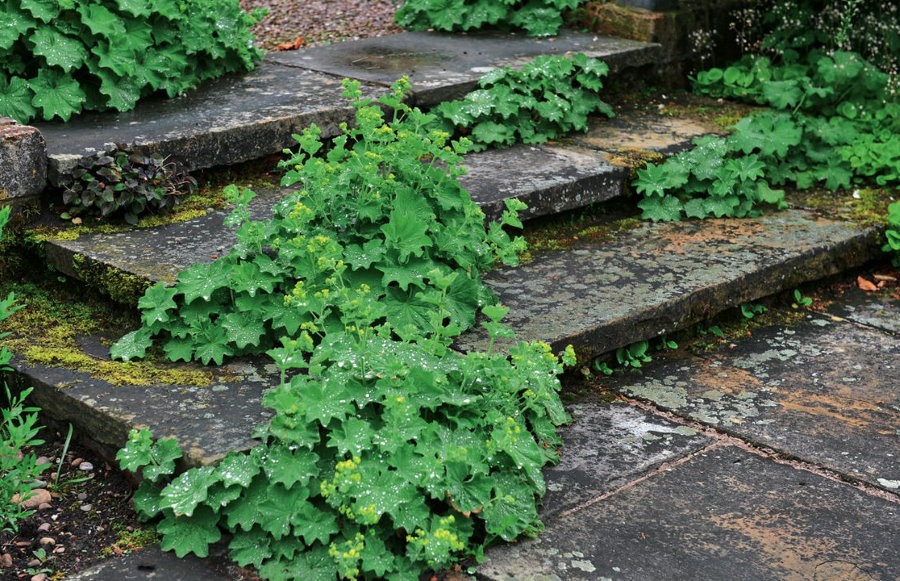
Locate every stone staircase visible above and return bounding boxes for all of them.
[6,29,897,581]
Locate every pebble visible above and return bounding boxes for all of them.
[38,502,52,511]
[31,574,48,581]
[79,503,93,512]
[26,559,40,567]
[14,488,51,509]
[71,457,83,467]
[39,537,55,548]
[78,461,94,471]
[35,456,51,466]
[37,523,51,532]
[52,547,65,554]
[77,493,87,501]
[0,553,11,568]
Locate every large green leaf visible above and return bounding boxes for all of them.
[78,3,125,36]
[160,466,217,517]
[0,75,36,123]
[20,0,59,23]
[0,3,36,50]
[30,28,88,73]
[158,506,222,558]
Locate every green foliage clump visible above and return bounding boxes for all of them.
[119,329,573,579]
[885,201,900,266]
[432,53,614,151]
[0,0,264,123]
[111,79,526,364]
[61,145,198,225]
[0,206,47,533]
[636,50,898,221]
[114,79,576,579]
[395,0,581,37]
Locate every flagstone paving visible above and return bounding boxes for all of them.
[609,311,900,492]
[479,446,899,580]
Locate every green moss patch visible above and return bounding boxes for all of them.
[1,280,215,388]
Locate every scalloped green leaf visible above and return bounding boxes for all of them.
[30,28,88,73]
[158,505,221,558]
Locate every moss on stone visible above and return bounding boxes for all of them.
[521,206,642,262]
[71,253,151,306]
[1,280,215,388]
[789,187,894,227]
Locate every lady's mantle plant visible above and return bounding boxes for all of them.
[112,79,525,364]
[395,0,582,37]
[0,0,264,122]
[636,50,898,221]
[114,80,574,579]
[432,53,614,152]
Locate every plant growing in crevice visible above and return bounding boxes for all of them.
[60,144,198,225]
[432,53,613,152]
[111,79,525,364]
[637,49,897,222]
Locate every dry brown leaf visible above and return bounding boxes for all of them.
[275,37,305,51]
[857,276,877,292]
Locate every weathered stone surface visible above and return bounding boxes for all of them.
[541,401,711,519]
[68,547,225,580]
[458,211,881,359]
[819,284,899,334]
[479,446,900,580]
[611,315,899,491]
[9,352,273,467]
[267,31,660,106]
[0,123,47,199]
[461,144,625,220]
[567,109,725,154]
[34,64,385,185]
[45,188,288,286]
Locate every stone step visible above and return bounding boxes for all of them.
[267,30,659,107]
[43,107,721,289]
[11,209,882,470]
[34,30,658,185]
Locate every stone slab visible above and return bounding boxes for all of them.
[34,64,385,185]
[8,352,273,467]
[819,284,900,335]
[69,547,227,581]
[567,108,725,154]
[0,123,47,199]
[461,144,625,220]
[479,446,900,580]
[267,30,660,106]
[458,211,881,359]
[611,315,899,492]
[45,188,289,286]
[541,401,711,520]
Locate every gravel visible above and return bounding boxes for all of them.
[240,0,402,50]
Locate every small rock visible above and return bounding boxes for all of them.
[76,493,87,501]
[79,503,93,512]
[15,541,32,548]
[0,553,11,568]
[31,574,48,581]
[13,488,51,509]
[52,547,65,554]
[26,559,40,567]
[39,537,55,547]
[37,523,51,532]
[37,502,52,511]
[71,457,84,467]
[78,461,94,472]
[35,456,50,466]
